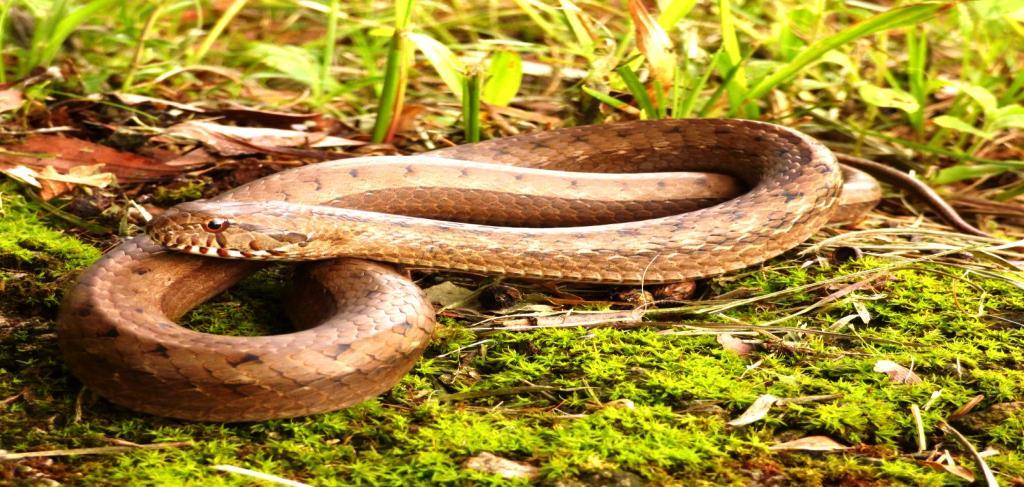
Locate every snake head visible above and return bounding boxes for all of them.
[147,201,318,260]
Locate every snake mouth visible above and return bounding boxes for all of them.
[162,242,281,260]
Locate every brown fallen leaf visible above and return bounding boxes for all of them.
[920,460,975,483]
[873,360,923,384]
[0,134,183,182]
[717,333,755,356]
[113,92,205,113]
[36,165,116,199]
[163,121,364,156]
[728,394,779,426]
[0,89,24,113]
[213,105,321,128]
[462,452,538,480]
[769,436,850,452]
[2,164,116,200]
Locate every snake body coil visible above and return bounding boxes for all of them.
[59,119,880,421]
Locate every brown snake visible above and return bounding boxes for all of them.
[57,119,973,421]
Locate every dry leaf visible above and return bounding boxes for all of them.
[717,333,755,356]
[628,0,677,87]
[0,134,182,182]
[2,164,116,199]
[37,165,117,199]
[114,93,205,113]
[728,394,780,426]
[164,121,363,156]
[769,436,849,452]
[920,461,975,482]
[0,89,24,113]
[873,360,923,384]
[462,453,538,480]
[214,106,321,128]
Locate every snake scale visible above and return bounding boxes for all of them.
[59,119,927,421]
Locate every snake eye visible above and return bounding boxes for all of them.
[202,218,229,232]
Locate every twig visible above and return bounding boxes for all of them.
[937,421,998,487]
[212,465,312,487]
[1,441,192,460]
[911,404,927,453]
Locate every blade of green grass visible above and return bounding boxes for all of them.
[582,86,642,116]
[373,0,416,143]
[408,32,465,99]
[0,1,11,83]
[615,65,657,119]
[657,0,697,30]
[482,50,522,106]
[318,0,340,102]
[24,0,122,76]
[122,3,166,91]
[189,0,249,65]
[744,2,952,102]
[462,66,482,142]
[905,26,927,134]
[674,48,724,118]
[718,0,750,116]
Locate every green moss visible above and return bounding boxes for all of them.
[0,182,101,312]
[3,184,1023,484]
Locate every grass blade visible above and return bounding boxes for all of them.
[744,2,952,102]
[462,66,482,142]
[372,28,411,143]
[408,32,465,99]
[482,50,522,107]
[675,49,722,118]
[657,0,697,30]
[718,0,750,116]
[318,0,340,102]
[582,86,642,116]
[189,0,249,65]
[616,65,657,119]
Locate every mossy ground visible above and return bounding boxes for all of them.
[2,179,1023,485]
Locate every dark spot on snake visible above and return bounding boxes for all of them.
[781,190,803,203]
[77,306,92,317]
[333,343,350,358]
[150,343,170,357]
[459,168,470,177]
[657,180,667,189]
[349,169,359,178]
[132,266,150,275]
[514,174,524,181]
[227,353,262,367]
[713,127,732,135]
[569,180,578,188]
[404,165,415,175]
[754,135,766,142]
[98,327,119,338]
